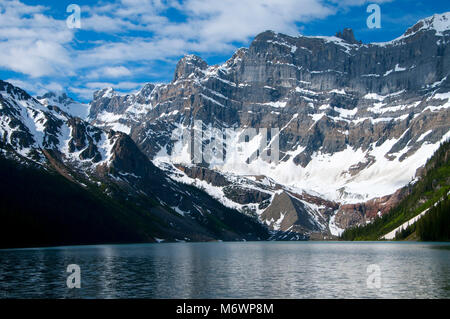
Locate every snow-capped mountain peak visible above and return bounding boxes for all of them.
[404,11,450,37]
[86,13,450,237]
[37,91,90,120]
[1,79,271,244]
[4,13,449,240]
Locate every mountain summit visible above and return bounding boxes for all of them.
[86,13,450,237]
[2,13,450,244]
[335,28,360,44]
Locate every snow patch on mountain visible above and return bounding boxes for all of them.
[38,92,89,119]
[374,12,450,46]
[329,214,344,236]
[412,12,450,36]
[214,133,450,204]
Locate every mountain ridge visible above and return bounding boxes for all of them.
[0,80,271,248]
[2,12,450,243]
[83,12,450,238]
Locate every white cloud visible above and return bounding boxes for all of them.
[0,0,394,100]
[78,0,336,52]
[179,0,333,41]
[328,0,391,6]
[86,66,133,79]
[69,87,97,100]
[70,0,339,71]
[0,0,73,77]
[81,14,143,33]
[5,78,65,95]
[0,39,72,77]
[84,81,144,90]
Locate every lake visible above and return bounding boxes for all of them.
[0,242,449,298]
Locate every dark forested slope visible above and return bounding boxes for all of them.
[341,140,450,241]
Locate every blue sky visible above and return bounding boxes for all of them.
[0,0,448,102]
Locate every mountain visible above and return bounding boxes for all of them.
[414,195,449,241]
[340,140,450,241]
[87,13,450,238]
[1,13,449,245]
[37,92,90,119]
[0,80,270,248]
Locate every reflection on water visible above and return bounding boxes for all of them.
[0,242,449,298]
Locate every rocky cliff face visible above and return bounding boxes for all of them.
[0,80,270,244]
[84,13,450,238]
[2,13,447,241]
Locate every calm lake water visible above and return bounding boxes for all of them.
[0,242,449,299]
